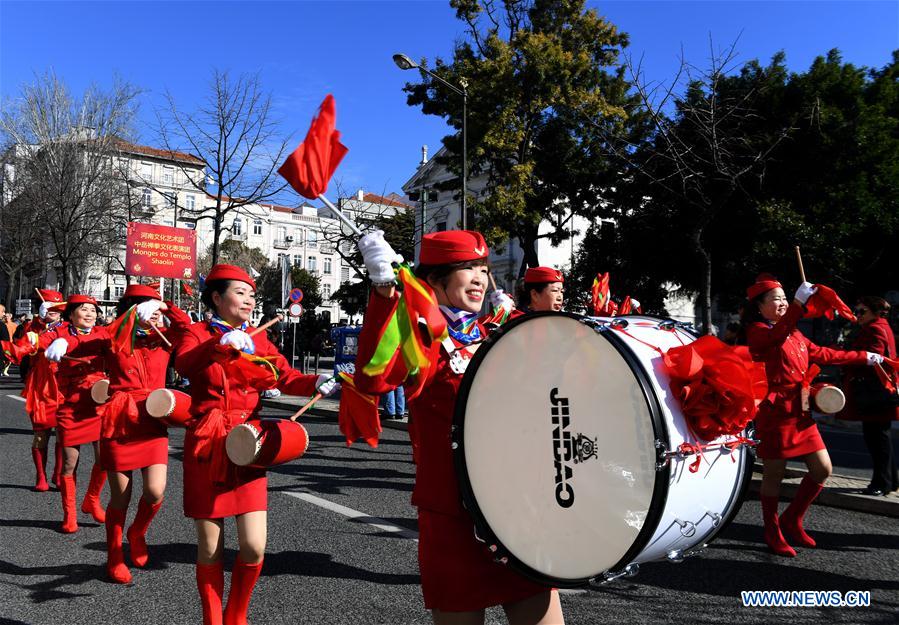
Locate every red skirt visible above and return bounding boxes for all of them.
[100,435,169,472]
[56,402,102,447]
[182,431,267,519]
[30,406,57,431]
[417,508,550,612]
[755,408,825,460]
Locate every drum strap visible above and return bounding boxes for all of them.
[101,389,150,440]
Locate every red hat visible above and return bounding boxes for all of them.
[66,294,98,307]
[419,230,489,265]
[38,289,64,303]
[524,266,564,284]
[746,273,783,300]
[206,264,256,290]
[123,284,162,300]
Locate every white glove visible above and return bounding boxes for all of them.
[357,230,402,284]
[488,289,514,312]
[315,374,341,397]
[219,329,255,355]
[867,352,885,366]
[39,302,52,319]
[136,300,164,324]
[26,331,40,347]
[630,299,641,311]
[45,338,69,362]
[794,281,818,305]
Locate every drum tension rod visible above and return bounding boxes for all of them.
[667,544,708,563]
[591,563,640,586]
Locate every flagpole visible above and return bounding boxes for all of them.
[318,194,362,238]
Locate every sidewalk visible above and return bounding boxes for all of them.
[262,393,899,519]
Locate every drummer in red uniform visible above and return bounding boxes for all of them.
[41,295,108,533]
[174,264,338,625]
[51,284,192,583]
[354,231,564,624]
[517,266,565,314]
[743,274,882,556]
[19,289,66,491]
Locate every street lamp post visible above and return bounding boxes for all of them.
[393,53,468,230]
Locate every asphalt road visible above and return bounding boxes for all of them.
[1,377,897,625]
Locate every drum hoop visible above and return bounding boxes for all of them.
[451,311,671,587]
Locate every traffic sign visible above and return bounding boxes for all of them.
[15,299,32,316]
[288,302,304,317]
[289,288,304,303]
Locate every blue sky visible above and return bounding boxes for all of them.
[2,1,897,203]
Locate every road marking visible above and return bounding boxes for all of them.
[283,490,419,541]
[6,395,25,402]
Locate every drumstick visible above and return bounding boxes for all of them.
[34,288,45,302]
[149,323,172,348]
[488,272,498,292]
[248,315,283,338]
[289,392,322,422]
[63,355,91,364]
[795,246,807,283]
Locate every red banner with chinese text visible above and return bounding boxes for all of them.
[125,222,197,280]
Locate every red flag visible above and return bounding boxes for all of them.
[147,281,161,290]
[278,94,348,199]
[337,372,381,447]
[2,339,35,365]
[106,306,139,354]
[181,282,193,297]
[619,296,633,316]
[591,272,610,316]
[804,284,856,323]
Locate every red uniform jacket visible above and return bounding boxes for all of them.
[355,292,484,516]
[39,323,107,418]
[844,317,899,422]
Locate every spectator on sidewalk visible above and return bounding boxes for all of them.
[843,296,899,496]
[381,386,406,420]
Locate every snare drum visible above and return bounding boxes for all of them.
[90,379,110,404]
[225,418,309,469]
[453,312,752,587]
[811,383,845,414]
[145,388,192,427]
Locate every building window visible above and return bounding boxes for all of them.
[293,228,302,244]
[292,254,302,267]
[141,188,152,208]
[253,219,263,235]
[186,194,196,211]
[163,166,174,186]
[166,192,176,208]
[307,256,317,272]
[323,257,332,274]
[113,286,125,298]
[307,231,317,248]
[233,218,242,236]
[141,162,152,181]
[341,266,350,281]
[323,283,331,299]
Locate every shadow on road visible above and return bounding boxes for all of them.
[0,558,100,603]
[262,549,419,585]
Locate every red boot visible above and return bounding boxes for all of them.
[80,464,106,523]
[760,495,795,557]
[32,447,49,491]
[105,507,133,584]
[127,497,163,567]
[51,438,63,487]
[223,558,263,625]
[59,475,78,533]
[197,562,225,625]
[780,475,824,548]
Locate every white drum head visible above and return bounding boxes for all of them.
[225,423,261,466]
[814,386,846,414]
[146,388,175,418]
[456,313,660,584]
[90,379,110,404]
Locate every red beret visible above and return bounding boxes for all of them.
[524,266,564,284]
[206,264,256,290]
[66,294,98,307]
[38,289,64,303]
[419,230,489,265]
[123,284,162,300]
[746,273,783,300]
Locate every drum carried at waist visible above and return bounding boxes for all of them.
[146,389,192,427]
[225,418,309,469]
[90,379,110,404]
[453,312,753,588]
[811,383,845,414]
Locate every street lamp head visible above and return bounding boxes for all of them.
[393,53,418,71]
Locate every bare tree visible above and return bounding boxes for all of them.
[156,70,291,266]
[0,71,141,293]
[0,153,46,307]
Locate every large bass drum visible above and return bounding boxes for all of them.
[453,312,753,588]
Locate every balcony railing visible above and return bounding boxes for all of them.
[230,231,247,241]
[273,238,291,249]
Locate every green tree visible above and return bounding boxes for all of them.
[402,0,634,272]
[256,263,322,311]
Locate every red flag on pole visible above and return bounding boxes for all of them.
[181,282,193,297]
[804,284,857,323]
[278,94,349,199]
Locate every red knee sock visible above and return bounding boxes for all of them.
[59,475,78,533]
[127,497,163,567]
[105,507,132,584]
[80,464,106,523]
[780,475,824,548]
[223,558,263,625]
[197,562,225,625]
[32,447,49,491]
[51,438,63,487]
[760,494,795,557]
